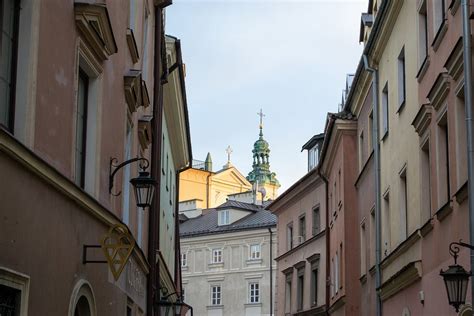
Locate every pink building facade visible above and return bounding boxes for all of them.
[320,113,360,316]
[269,135,327,316]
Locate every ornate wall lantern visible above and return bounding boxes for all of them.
[440,241,473,312]
[109,157,156,208]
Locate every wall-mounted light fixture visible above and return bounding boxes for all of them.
[440,240,473,312]
[109,157,156,208]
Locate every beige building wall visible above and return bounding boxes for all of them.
[179,166,252,209]
[375,0,421,259]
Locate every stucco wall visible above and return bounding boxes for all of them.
[181,228,276,316]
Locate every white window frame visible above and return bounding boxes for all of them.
[181,252,187,267]
[0,267,30,316]
[249,244,261,260]
[248,282,260,304]
[211,285,222,305]
[212,249,223,264]
[218,210,230,226]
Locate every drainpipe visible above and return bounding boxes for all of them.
[148,2,171,314]
[461,0,474,305]
[268,227,273,316]
[363,54,382,316]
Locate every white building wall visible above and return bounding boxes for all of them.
[181,228,277,316]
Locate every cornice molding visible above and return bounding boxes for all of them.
[380,261,422,301]
[427,73,450,110]
[126,28,140,64]
[74,3,117,61]
[444,37,464,81]
[370,0,404,63]
[412,104,433,136]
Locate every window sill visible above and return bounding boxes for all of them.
[454,180,468,204]
[246,258,262,265]
[209,262,224,268]
[432,20,448,52]
[245,303,262,307]
[435,200,453,222]
[416,56,430,82]
[181,266,188,271]
[207,305,223,310]
[396,101,405,114]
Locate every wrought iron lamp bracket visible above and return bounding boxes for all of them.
[109,157,150,196]
[449,240,474,266]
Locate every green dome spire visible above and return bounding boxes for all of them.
[247,109,280,187]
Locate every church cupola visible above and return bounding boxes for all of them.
[247,109,280,200]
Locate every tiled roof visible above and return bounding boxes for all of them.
[216,200,262,212]
[301,133,325,151]
[180,205,276,238]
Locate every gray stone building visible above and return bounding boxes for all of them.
[180,200,277,316]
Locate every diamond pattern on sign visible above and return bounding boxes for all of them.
[100,224,136,281]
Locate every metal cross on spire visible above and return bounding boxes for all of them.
[258,108,265,136]
[225,145,233,163]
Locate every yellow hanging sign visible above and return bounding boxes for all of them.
[100,224,136,281]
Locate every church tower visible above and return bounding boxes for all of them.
[247,109,280,200]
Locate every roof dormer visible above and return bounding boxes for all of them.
[301,133,325,172]
[216,200,261,226]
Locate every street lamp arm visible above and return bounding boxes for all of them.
[109,157,150,195]
[449,240,474,264]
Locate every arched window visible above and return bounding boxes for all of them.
[459,305,472,316]
[68,280,96,316]
[74,296,91,316]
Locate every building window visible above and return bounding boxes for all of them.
[250,244,261,260]
[331,258,335,297]
[382,83,389,138]
[0,284,21,316]
[248,282,260,303]
[383,190,391,256]
[297,268,304,311]
[368,111,374,153]
[369,208,376,267]
[181,252,187,267]
[166,154,169,191]
[287,223,293,251]
[122,121,133,225]
[299,215,306,243]
[218,210,230,226]
[312,206,320,236]
[360,222,367,276]
[182,288,186,302]
[359,131,365,169]
[418,0,428,68]
[421,139,431,222]
[308,145,319,171]
[212,249,222,264]
[0,0,19,131]
[285,273,292,314]
[310,261,319,307]
[211,285,221,305]
[161,136,165,174]
[400,167,408,240]
[397,47,406,110]
[339,243,343,290]
[456,90,467,187]
[127,304,132,316]
[75,69,89,188]
[437,112,450,207]
[334,251,339,293]
[433,0,446,35]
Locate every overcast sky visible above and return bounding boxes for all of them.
[167,0,367,192]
